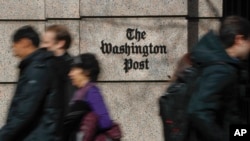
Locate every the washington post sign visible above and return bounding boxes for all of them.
[80,18,187,81]
[100,28,167,73]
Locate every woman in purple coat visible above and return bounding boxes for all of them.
[67,53,114,141]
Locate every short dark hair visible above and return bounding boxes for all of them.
[12,25,40,47]
[219,16,250,48]
[45,25,72,49]
[71,53,100,82]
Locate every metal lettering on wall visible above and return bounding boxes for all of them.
[80,18,187,81]
[100,28,167,73]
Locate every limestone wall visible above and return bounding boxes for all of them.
[0,0,222,140]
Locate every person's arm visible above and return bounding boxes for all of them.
[0,66,50,141]
[86,86,112,130]
[188,65,237,141]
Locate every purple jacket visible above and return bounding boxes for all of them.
[72,83,112,130]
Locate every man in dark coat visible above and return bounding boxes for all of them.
[0,26,62,141]
[187,16,250,141]
[41,24,75,116]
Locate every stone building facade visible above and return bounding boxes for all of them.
[0,0,222,140]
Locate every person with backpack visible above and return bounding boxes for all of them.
[187,15,250,141]
[159,16,250,141]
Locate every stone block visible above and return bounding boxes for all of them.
[189,0,222,17]
[80,18,187,81]
[0,84,15,128]
[198,19,221,38]
[97,82,168,141]
[46,20,80,56]
[0,22,45,82]
[80,0,187,16]
[188,19,220,49]
[0,0,45,19]
[45,0,80,18]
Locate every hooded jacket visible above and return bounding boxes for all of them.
[0,48,63,141]
[187,31,245,141]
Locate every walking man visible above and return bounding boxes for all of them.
[187,16,250,141]
[41,24,75,115]
[0,25,62,141]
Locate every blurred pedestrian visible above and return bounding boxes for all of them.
[41,24,75,116]
[0,25,62,141]
[187,16,250,141]
[64,53,121,141]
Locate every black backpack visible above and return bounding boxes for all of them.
[159,65,201,141]
[160,60,232,141]
[159,60,250,141]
